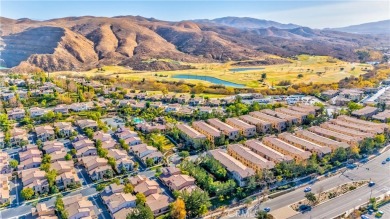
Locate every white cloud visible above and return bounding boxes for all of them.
[254,0,390,28]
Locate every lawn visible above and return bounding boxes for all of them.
[53,55,373,88]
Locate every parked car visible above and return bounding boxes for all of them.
[386,157,390,162]
[264,207,271,212]
[299,205,312,213]
[360,215,370,219]
[304,187,312,192]
[360,158,368,163]
[382,160,387,165]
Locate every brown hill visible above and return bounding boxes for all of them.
[0,16,387,72]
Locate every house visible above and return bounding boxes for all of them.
[53,122,73,137]
[0,152,11,174]
[69,102,92,112]
[115,127,138,140]
[176,123,206,148]
[165,104,181,112]
[289,105,317,115]
[321,90,340,99]
[78,156,112,181]
[20,168,49,194]
[16,90,28,99]
[337,115,388,132]
[102,140,117,150]
[8,108,25,120]
[93,131,112,142]
[339,89,364,101]
[124,136,142,146]
[278,132,331,157]
[31,203,56,218]
[102,192,136,215]
[113,208,134,219]
[189,97,204,106]
[208,149,255,187]
[130,101,146,109]
[76,145,97,158]
[295,130,349,151]
[135,122,166,133]
[192,121,224,144]
[9,128,28,147]
[0,175,10,204]
[130,144,163,165]
[63,194,96,219]
[53,104,69,114]
[249,111,287,131]
[227,144,275,172]
[161,173,197,191]
[133,176,161,197]
[42,140,65,154]
[51,161,80,189]
[198,106,213,114]
[107,149,134,172]
[0,132,4,148]
[351,106,379,118]
[73,139,95,150]
[76,119,98,130]
[308,126,359,146]
[244,140,293,163]
[262,137,312,161]
[226,118,257,138]
[35,125,55,142]
[146,193,171,216]
[2,92,15,101]
[239,115,272,134]
[207,118,240,140]
[19,145,42,162]
[29,107,46,118]
[178,106,193,115]
[329,118,382,134]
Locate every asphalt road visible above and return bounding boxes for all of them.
[246,149,390,219]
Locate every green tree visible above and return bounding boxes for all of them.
[64,153,72,161]
[256,210,273,219]
[124,183,134,194]
[127,203,154,219]
[305,192,317,205]
[9,159,18,169]
[21,187,35,200]
[136,193,146,205]
[180,188,211,218]
[146,158,154,167]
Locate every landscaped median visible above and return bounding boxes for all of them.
[290,180,369,212]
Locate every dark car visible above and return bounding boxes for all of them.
[382,161,387,165]
[386,157,390,162]
[299,205,312,213]
[369,181,375,187]
[264,207,271,212]
[304,187,312,192]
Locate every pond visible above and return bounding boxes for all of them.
[172,74,245,88]
[229,67,265,72]
[0,66,8,70]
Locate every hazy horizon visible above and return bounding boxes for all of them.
[1,0,389,29]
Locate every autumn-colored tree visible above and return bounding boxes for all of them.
[170,198,186,219]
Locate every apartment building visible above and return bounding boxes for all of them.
[227,144,275,172]
[208,149,255,187]
[278,133,331,157]
[207,118,240,140]
[244,140,293,163]
[328,119,382,134]
[320,123,373,139]
[295,129,349,150]
[351,106,379,118]
[372,110,390,122]
[249,111,287,131]
[226,118,256,137]
[308,126,359,146]
[261,109,300,125]
[289,105,316,115]
[275,107,307,123]
[337,115,388,132]
[239,115,272,134]
[176,123,206,148]
[192,121,224,144]
[262,137,312,161]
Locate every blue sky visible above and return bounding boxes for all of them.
[1,0,389,28]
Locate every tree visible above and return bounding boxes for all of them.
[9,159,18,169]
[55,195,68,219]
[145,158,154,167]
[256,210,273,219]
[261,73,267,80]
[64,153,72,161]
[127,203,154,219]
[46,169,58,187]
[84,128,94,139]
[21,187,34,200]
[170,198,186,219]
[124,183,134,194]
[136,193,146,205]
[305,192,317,205]
[180,188,211,218]
[179,151,190,158]
[374,134,385,145]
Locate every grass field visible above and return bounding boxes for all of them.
[54,55,373,88]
